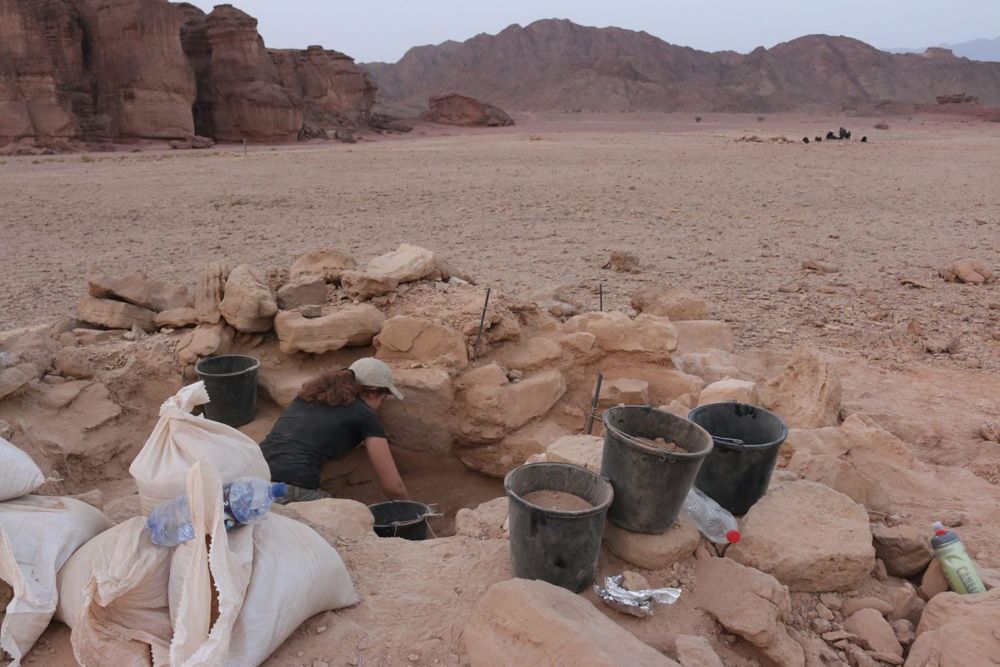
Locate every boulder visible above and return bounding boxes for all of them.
[940,258,993,285]
[544,434,603,471]
[154,307,199,328]
[288,248,358,283]
[856,576,926,625]
[760,349,842,428]
[339,270,398,300]
[462,579,676,667]
[86,265,190,312]
[195,260,230,324]
[919,559,950,600]
[674,635,724,667]
[787,452,892,514]
[563,311,677,358]
[599,378,650,406]
[459,420,568,477]
[377,369,454,454]
[422,93,514,127]
[365,243,445,283]
[674,350,741,384]
[275,276,327,310]
[728,480,876,591]
[671,321,735,353]
[870,523,933,578]
[0,365,34,400]
[841,597,894,618]
[908,590,1000,667]
[176,323,223,364]
[77,295,156,332]
[697,378,759,406]
[694,558,804,666]
[631,287,708,321]
[374,316,469,369]
[844,608,902,657]
[494,337,564,372]
[603,514,700,569]
[53,347,95,379]
[603,250,641,273]
[460,367,567,442]
[218,264,278,332]
[455,497,508,540]
[273,498,374,542]
[274,305,384,354]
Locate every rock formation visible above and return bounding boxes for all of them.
[366,19,1000,112]
[421,94,514,127]
[271,46,376,126]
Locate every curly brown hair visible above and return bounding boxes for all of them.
[298,368,361,406]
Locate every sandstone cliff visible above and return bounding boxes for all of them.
[366,18,1000,112]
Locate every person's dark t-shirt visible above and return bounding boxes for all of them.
[260,397,386,489]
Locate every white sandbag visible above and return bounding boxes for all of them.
[0,437,44,501]
[225,512,359,666]
[129,381,270,513]
[0,496,112,666]
[55,517,174,667]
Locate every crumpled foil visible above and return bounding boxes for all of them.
[594,575,681,618]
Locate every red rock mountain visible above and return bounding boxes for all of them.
[0,0,376,145]
[366,19,1000,112]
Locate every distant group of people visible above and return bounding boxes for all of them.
[802,127,867,144]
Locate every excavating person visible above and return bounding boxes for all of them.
[259,357,410,504]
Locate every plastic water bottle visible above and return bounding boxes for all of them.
[147,478,287,547]
[931,521,986,594]
[684,487,741,545]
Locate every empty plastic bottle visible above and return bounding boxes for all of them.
[147,477,288,547]
[684,486,741,544]
[931,521,986,594]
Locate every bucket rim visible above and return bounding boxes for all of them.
[687,401,789,449]
[601,404,714,459]
[195,354,261,378]
[368,500,433,529]
[503,461,614,517]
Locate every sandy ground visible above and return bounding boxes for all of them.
[2,112,997,376]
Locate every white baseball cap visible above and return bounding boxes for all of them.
[349,358,404,400]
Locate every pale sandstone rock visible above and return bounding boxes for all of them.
[154,307,199,328]
[944,258,993,285]
[339,270,398,300]
[760,349,842,428]
[728,480,876,591]
[523,284,582,318]
[671,320,735,354]
[176,323,223,364]
[257,368,311,408]
[599,377,650,406]
[40,380,120,430]
[675,635,724,667]
[459,367,567,444]
[697,378,759,406]
[563,311,677,358]
[274,305,384,354]
[274,498,374,542]
[458,419,568,477]
[856,576,926,625]
[544,434,603,471]
[674,349,741,384]
[844,608,902,656]
[493,337,564,371]
[366,243,444,283]
[77,295,156,332]
[195,260,230,324]
[870,523,933,578]
[787,451,892,514]
[289,248,357,282]
[603,514,699,569]
[463,579,678,667]
[603,250,641,273]
[86,265,190,312]
[841,597,894,617]
[455,497,508,540]
[375,316,468,369]
[218,264,278,332]
[631,287,708,321]
[908,590,1000,667]
[275,276,327,310]
[0,365,34,400]
[379,369,454,454]
[660,400,691,418]
[53,346,94,379]
[694,557,804,667]
[919,559,950,600]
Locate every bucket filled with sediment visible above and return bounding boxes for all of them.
[601,405,713,533]
[504,462,614,592]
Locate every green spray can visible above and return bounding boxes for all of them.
[931,521,986,595]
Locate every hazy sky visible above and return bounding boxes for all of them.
[185,1,1000,63]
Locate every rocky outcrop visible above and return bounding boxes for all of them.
[421,94,514,127]
[271,45,376,126]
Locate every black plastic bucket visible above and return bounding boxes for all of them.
[688,402,789,516]
[601,405,713,533]
[505,462,614,592]
[370,500,432,540]
[195,355,260,427]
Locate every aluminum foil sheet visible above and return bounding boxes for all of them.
[594,575,681,618]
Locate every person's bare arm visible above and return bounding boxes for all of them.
[364,437,409,500]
